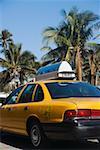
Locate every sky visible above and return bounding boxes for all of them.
[0,0,100,71]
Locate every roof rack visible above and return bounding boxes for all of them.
[35,61,75,81]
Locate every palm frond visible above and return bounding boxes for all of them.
[0,58,13,68]
[41,46,52,51]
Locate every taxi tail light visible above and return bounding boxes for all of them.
[64,109,91,119]
[77,109,91,117]
[91,110,100,117]
[64,110,76,119]
[64,109,100,120]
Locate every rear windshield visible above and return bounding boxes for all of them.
[45,82,100,99]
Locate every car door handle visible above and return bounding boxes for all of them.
[24,106,29,111]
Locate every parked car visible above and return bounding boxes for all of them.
[0,80,100,148]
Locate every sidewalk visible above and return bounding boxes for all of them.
[0,142,20,150]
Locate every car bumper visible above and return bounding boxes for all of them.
[42,119,100,140]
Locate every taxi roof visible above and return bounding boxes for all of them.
[27,79,78,85]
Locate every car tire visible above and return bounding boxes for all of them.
[29,121,46,148]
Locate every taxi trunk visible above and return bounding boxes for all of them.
[49,98,100,140]
[55,97,100,118]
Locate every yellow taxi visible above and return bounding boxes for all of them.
[0,80,100,147]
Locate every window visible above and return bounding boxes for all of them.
[6,86,24,104]
[0,97,6,103]
[34,85,44,102]
[45,82,100,99]
[18,84,36,103]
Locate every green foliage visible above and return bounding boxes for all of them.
[0,30,38,91]
[83,42,100,84]
[0,29,13,49]
[42,7,100,63]
[41,7,100,82]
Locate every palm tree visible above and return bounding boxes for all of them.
[42,25,70,63]
[0,42,37,90]
[0,29,13,49]
[42,26,65,47]
[42,8,100,81]
[61,8,100,81]
[82,42,100,85]
[41,46,67,66]
[87,43,100,85]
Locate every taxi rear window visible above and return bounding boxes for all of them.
[45,82,100,99]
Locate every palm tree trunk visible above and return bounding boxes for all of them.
[95,72,98,86]
[89,54,95,85]
[91,74,95,85]
[76,46,82,81]
[65,47,71,62]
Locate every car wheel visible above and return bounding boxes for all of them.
[29,122,45,148]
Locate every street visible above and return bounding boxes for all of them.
[0,132,100,150]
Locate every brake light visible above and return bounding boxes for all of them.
[64,109,91,119]
[91,110,100,117]
[77,109,91,117]
[65,110,76,118]
[64,109,100,119]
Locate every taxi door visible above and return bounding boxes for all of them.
[3,84,36,133]
[0,86,24,130]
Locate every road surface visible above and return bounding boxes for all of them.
[0,132,100,150]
